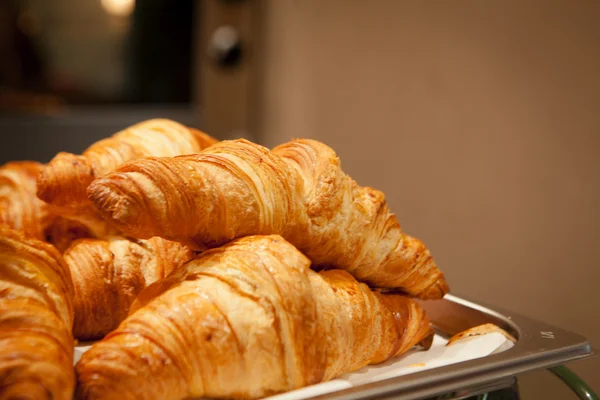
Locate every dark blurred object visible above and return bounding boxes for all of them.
[0,0,45,92]
[126,0,196,102]
[207,25,243,69]
[0,88,66,115]
[0,0,55,115]
[0,0,196,116]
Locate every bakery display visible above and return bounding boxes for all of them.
[0,118,448,399]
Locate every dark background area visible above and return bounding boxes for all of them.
[0,0,199,162]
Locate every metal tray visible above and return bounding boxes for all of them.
[306,294,596,400]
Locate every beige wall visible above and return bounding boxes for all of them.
[257,0,600,396]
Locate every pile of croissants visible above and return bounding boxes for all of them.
[0,119,450,400]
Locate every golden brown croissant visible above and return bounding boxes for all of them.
[88,138,448,298]
[37,119,218,236]
[64,236,193,340]
[0,160,94,251]
[0,227,75,400]
[0,161,55,240]
[75,235,433,400]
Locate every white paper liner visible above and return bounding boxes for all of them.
[263,332,513,400]
[74,332,513,400]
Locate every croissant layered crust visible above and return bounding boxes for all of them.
[89,139,448,298]
[0,161,55,240]
[0,227,75,400]
[36,119,217,235]
[75,235,433,400]
[64,236,193,340]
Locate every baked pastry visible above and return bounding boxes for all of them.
[0,227,75,400]
[0,160,93,251]
[64,236,193,340]
[37,119,217,236]
[45,217,94,253]
[0,161,55,240]
[446,323,516,345]
[88,138,448,298]
[76,235,433,400]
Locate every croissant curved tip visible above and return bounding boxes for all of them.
[416,277,450,300]
[87,176,151,239]
[188,127,219,147]
[419,329,435,350]
[37,152,94,206]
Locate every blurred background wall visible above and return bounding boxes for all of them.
[255,0,600,397]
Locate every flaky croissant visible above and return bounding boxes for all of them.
[64,236,193,340]
[0,160,93,251]
[0,227,75,400]
[89,138,448,298]
[0,161,55,240]
[37,118,217,236]
[75,235,433,400]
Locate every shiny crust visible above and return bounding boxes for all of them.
[0,161,55,240]
[75,235,433,400]
[64,236,193,340]
[36,119,217,235]
[88,138,448,298]
[0,227,75,400]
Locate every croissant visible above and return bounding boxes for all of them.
[0,161,55,240]
[64,236,193,340]
[37,119,218,236]
[0,160,94,251]
[45,217,94,253]
[89,139,448,298]
[0,227,75,400]
[75,235,433,400]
